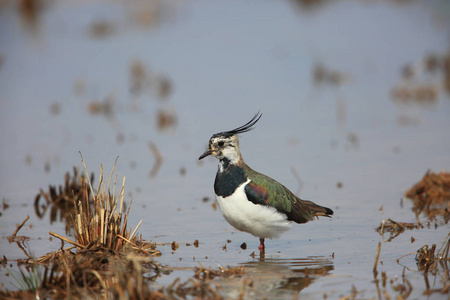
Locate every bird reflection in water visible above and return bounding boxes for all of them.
[219,256,334,299]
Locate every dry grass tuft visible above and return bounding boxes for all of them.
[1,155,165,299]
[44,154,159,255]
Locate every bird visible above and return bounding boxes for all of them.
[198,112,333,253]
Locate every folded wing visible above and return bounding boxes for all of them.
[244,165,333,224]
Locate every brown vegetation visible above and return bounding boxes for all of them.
[405,170,450,223]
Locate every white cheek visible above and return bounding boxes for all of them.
[221,147,239,161]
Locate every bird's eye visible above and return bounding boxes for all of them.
[218,141,224,147]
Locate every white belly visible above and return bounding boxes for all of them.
[216,179,291,239]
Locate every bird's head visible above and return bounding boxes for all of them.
[199,112,262,164]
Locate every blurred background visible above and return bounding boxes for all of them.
[1,0,449,297]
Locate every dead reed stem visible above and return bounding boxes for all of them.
[79,152,95,200]
[12,215,30,237]
[49,231,85,249]
[373,242,382,277]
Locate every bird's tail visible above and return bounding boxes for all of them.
[289,199,334,224]
[299,200,333,218]
[311,203,333,218]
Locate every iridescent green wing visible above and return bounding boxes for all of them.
[243,165,325,224]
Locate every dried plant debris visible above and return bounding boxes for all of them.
[45,154,160,255]
[391,51,450,104]
[129,59,173,100]
[2,249,164,299]
[56,156,157,250]
[312,62,350,87]
[1,251,246,299]
[416,234,449,272]
[1,156,165,299]
[130,60,149,95]
[415,239,450,296]
[34,167,93,233]
[7,216,31,243]
[156,108,177,131]
[171,241,179,251]
[394,233,450,296]
[416,244,439,271]
[87,95,116,120]
[391,85,438,105]
[376,219,420,242]
[405,170,450,222]
[373,243,414,299]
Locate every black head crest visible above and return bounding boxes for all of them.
[214,112,262,138]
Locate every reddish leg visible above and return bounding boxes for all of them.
[258,238,265,252]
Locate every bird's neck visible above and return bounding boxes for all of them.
[215,157,248,198]
[218,152,245,173]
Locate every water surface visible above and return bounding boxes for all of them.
[1,0,449,298]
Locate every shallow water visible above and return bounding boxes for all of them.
[1,0,450,298]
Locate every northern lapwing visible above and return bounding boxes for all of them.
[199,112,333,253]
